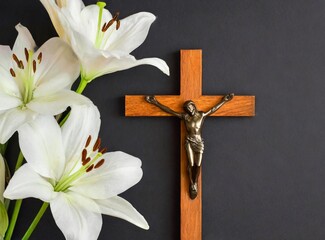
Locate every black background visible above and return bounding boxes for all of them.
[2,0,325,239]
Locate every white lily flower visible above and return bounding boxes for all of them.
[4,105,148,240]
[40,0,169,82]
[0,24,90,143]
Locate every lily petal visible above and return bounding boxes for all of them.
[70,151,143,199]
[0,92,22,111]
[40,0,67,39]
[97,196,149,230]
[79,5,113,44]
[51,191,102,240]
[0,108,36,144]
[33,38,80,96]
[85,53,170,80]
[27,90,91,116]
[12,24,36,61]
[18,115,65,181]
[61,105,100,174]
[3,164,56,202]
[61,0,85,24]
[108,54,170,75]
[0,46,21,97]
[65,0,85,15]
[62,23,97,60]
[105,12,156,53]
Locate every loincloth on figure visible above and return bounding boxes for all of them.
[185,136,204,153]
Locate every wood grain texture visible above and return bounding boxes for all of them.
[125,95,255,117]
[180,50,202,240]
[180,50,202,99]
[125,50,255,240]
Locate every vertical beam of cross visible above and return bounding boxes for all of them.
[125,49,255,240]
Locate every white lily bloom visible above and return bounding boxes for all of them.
[40,0,169,82]
[0,24,90,143]
[4,105,148,240]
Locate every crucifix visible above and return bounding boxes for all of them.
[125,49,255,240]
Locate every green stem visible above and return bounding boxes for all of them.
[59,112,70,127]
[22,203,49,240]
[14,152,24,171]
[4,200,22,240]
[75,77,88,94]
[4,152,25,240]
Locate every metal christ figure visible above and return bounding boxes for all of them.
[145,93,234,199]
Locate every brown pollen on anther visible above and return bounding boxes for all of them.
[37,52,43,64]
[12,54,20,67]
[82,149,87,161]
[93,138,101,151]
[82,157,91,166]
[24,48,29,62]
[85,135,92,148]
[95,159,105,169]
[33,60,37,73]
[10,68,16,77]
[19,61,24,69]
[86,164,94,172]
[116,20,121,30]
[101,22,107,32]
[103,19,114,32]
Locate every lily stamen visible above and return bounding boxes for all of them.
[19,60,24,69]
[82,149,87,161]
[93,138,101,151]
[55,149,103,191]
[86,164,94,172]
[24,48,29,62]
[95,2,121,48]
[82,157,91,166]
[102,19,113,32]
[94,159,105,169]
[32,60,37,73]
[101,22,107,32]
[12,54,20,67]
[37,52,43,64]
[85,135,92,147]
[10,68,16,77]
[102,12,121,32]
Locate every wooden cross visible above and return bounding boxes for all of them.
[125,49,255,240]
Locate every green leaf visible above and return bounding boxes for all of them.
[0,201,8,239]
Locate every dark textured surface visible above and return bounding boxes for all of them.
[2,0,325,239]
